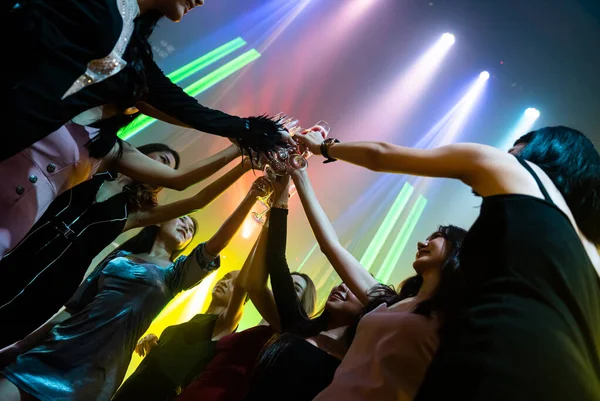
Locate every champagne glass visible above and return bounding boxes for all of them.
[300,120,330,158]
[252,208,269,225]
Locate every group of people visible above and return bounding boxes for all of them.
[0,0,599,400]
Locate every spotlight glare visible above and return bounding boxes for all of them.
[524,107,540,119]
[441,33,456,45]
[479,71,490,80]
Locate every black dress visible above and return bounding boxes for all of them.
[243,208,341,401]
[113,313,219,401]
[415,156,600,401]
[0,172,129,348]
[3,245,219,401]
[2,0,279,161]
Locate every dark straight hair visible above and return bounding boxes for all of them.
[514,126,600,244]
[340,225,468,344]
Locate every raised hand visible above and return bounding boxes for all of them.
[135,333,159,357]
[272,174,291,197]
[297,127,327,155]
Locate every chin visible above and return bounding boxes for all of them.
[166,7,185,22]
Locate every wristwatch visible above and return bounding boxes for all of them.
[320,138,340,164]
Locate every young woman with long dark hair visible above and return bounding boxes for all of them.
[0,178,262,401]
[0,136,241,257]
[288,168,467,401]
[226,175,364,401]
[298,126,600,401]
[174,196,318,401]
[0,148,252,348]
[113,178,270,401]
[4,0,291,162]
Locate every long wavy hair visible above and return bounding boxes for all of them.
[514,126,600,244]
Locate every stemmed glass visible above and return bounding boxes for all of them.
[250,114,330,225]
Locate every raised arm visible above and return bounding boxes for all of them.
[141,59,293,152]
[124,161,251,231]
[204,178,261,257]
[212,179,271,338]
[266,176,311,333]
[296,131,496,184]
[110,144,241,191]
[292,169,377,305]
[244,224,283,331]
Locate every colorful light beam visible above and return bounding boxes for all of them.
[500,107,541,150]
[118,44,261,140]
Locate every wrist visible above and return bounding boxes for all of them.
[272,191,289,205]
[291,168,307,180]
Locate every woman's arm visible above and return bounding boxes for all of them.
[111,144,241,191]
[0,309,71,368]
[297,131,494,184]
[292,169,377,305]
[265,177,311,333]
[212,198,269,339]
[135,101,191,128]
[123,162,250,231]
[244,225,283,331]
[141,59,291,151]
[204,182,261,257]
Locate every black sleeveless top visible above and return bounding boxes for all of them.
[0,172,129,347]
[415,156,600,400]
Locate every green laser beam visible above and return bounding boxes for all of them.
[358,183,414,272]
[377,195,428,284]
[296,243,319,272]
[167,37,246,83]
[119,49,261,140]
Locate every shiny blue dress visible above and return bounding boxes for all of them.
[3,244,219,401]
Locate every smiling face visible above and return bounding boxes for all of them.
[325,283,363,323]
[158,216,196,252]
[412,231,451,275]
[154,0,205,22]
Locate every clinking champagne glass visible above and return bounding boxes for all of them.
[257,192,272,208]
[251,208,269,225]
[300,120,330,158]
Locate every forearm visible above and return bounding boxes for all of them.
[205,191,257,256]
[243,226,269,292]
[292,170,376,304]
[125,164,249,230]
[267,207,306,330]
[176,145,242,190]
[327,141,393,172]
[292,171,341,253]
[192,163,249,209]
[325,141,486,181]
[135,101,192,128]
